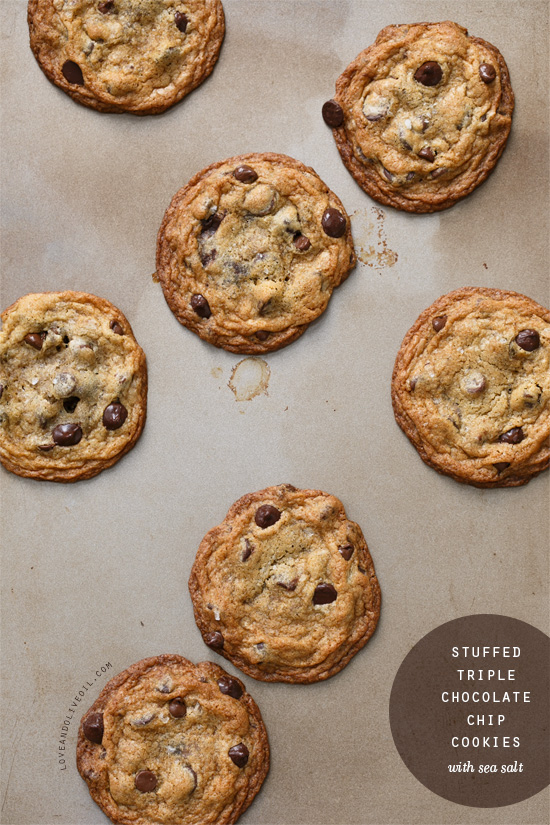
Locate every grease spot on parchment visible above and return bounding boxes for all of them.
[353,206,398,269]
[228,358,270,401]
[211,367,223,379]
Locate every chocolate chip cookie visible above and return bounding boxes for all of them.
[324,21,514,212]
[0,292,147,482]
[77,655,268,825]
[156,153,356,353]
[189,485,381,683]
[392,288,550,487]
[28,0,225,114]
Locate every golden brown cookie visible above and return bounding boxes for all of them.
[392,288,550,487]
[156,153,356,353]
[77,655,269,825]
[0,291,147,482]
[323,21,514,212]
[28,0,225,114]
[189,485,381,683]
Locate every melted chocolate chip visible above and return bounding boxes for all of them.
[110,320,124,335]
[322,99,344,128]
[98,0,114,12]
[293,234,311,251]
[255,331,269,341]
[432,315,447,332]
[135,770,157,792]
[515,329,540,352]
[24,332,46,350]
[418,147,435,162]
[277,578,298,591]
[493,462,511,473]
[103,402,128,430]
[479,63,496,83]
[401,138,412,151]
[201,213,223,235]
[0,384,3,399]
[218,676,243,699]
[255,504,281,528]
[38,444,54,452]
[233,165,258,183]
[313,583,337,605]
[83,712,104,744]
[63,396,80,413]
[339,544,354,560]
[228,744,249,767]
[190,294,211,318]
[498,427,524,444]
[414,61,442,86]
[205,631,224,650]
[168,698,187,718]
[62,61,84,85]
[321,208,346,238]
[174,11,188,32]
[52,423,82,446]
[365,112,384,122]
[430,167,447,179]
[382,166,394,182]
[242,539,254,561]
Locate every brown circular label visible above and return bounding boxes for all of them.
[389,615,549,807]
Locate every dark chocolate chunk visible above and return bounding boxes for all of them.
[418,147,435,162]
[242,539,254,561]
[218,676,243,699]
[479,63,496,83]
[515,329,540,352]
[339,544,354,560]
[228,744,249,768]
[98,0,114,12]
[83,712,104,744]
[174,11,188,32]
[401,138,412,151]
[313,583,337,605]
[63,396,80,413]
[321,208,346,238]
[414,61,442,86]
[277,578,298,591]
[233,165,258,183]
[293,234,311,252]
[430,167,447,179]
[52,423,82,446]
[255,504,281,528]
[382,166,394,182]
[168,698,187,718]
[24,332,46,350]
[255,331,269,341]
[205,631,224,650]
[201,213,223,234]
[432,315,447,332]
[498,427,524,444]
[406,171,416,181]
[62,60,84,85]
[493,462,511,473]
[199,248,217,267]
[190,294,211,318]
[134,770,157,792]
[103,402,128,430]
[322,99,344,128]
[110,320,124,335]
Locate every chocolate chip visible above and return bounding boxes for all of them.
[0,385,3,399]
[135,770,157,792]
[366,112,384,122]
[190,294,211,318]
[228,744,249,767]
[255,331,269,341]
[382,166,394,182]
[430,167,447,178]
[277,578,298,591]
[409,377,417,391]
[62,60,84,86]
[293,234,311,251]
[24,332,46,350]
[406,171,416,181]
[313,583,337,605]
[498,427,524,444]
[479,63,496,83]
[422,119,430,132]
[515,329,540,352]
[233,165,258,183]
[401,138,412,151]
[242,539,254,561]
[199,248,217,266]
[168,698,187,718]
[339,544,354,560]
[418,147,435,162]
[63,396,80,413]
[174,11,188,31]
[52,423,82,446]
[322,99,344,128]
[218,676,243,699]
[255,504,281,528]
[205,631,224,650]
[432,315,447,332]
[110,320,124,335]
[321,208,346,238]
[103,402,128,430]
[83,712,104,744]
[98,0,114,12]
[493,462,511,473]
[414,61,442,86]
[38,444,54,452]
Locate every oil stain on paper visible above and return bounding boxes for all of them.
[353,206,398,269]
[228,358,270,402]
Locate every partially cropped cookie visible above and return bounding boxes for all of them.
[28,0,225,114]
[324,21,514,212]
[392,288,550,487]
[77,655,268,825]
[189,485,381,683]
[0,292,147,482]
[156,153,356,353]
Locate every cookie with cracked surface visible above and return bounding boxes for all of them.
[189,485,381,683]
[0,291,147,482]
[156,153,356,353]
[324,21,514,212]
[392,287,550,487]
[28,0,224,114]
[77,654,269,825]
